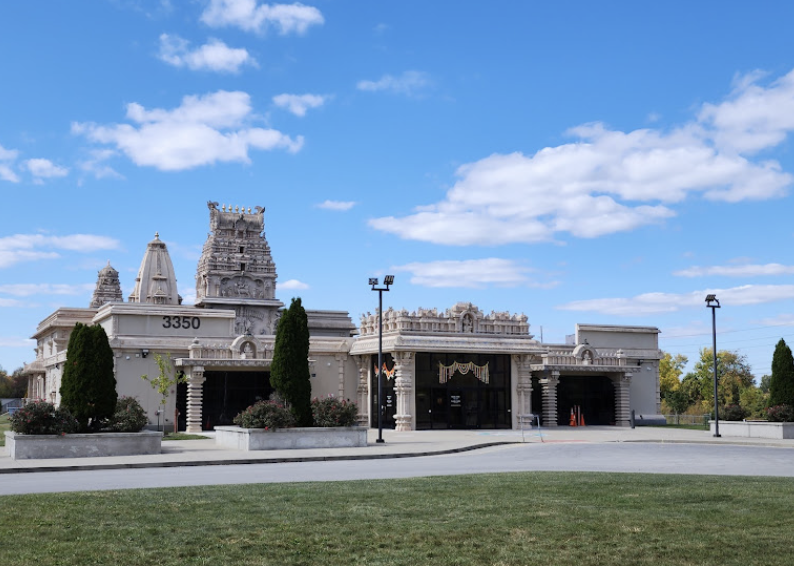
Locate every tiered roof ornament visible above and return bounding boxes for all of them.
[194,201,283,335]
[90,261,123,308]
[128,233,181,305]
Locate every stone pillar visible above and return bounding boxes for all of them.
[185,366,206,433]
[334,353,347,399]
[540,372,560,427]
[393,351,414,431]
[513,354,533,428]
[614,373,632,427]
[353,356,369,426]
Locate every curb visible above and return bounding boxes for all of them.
[0,441,519,475]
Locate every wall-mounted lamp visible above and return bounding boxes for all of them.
[141,349,149,358]
[637,359,644,367]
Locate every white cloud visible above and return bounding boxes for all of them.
[0,299,25,308]
[700,68,794,154]
[158,34,256,73]
[273,93,326,117]
[370,68,794,246]
[674,263,794,277]
[24,158,69,181]
[755,314,794,327]
[0,234,120,269]
[0,283,94,297]
[0,143,20,183]
[316,200,355,211]
[280,279,309,290]
[78,149,124,180]
[558,285,794,316]
[392,258,544,289]
[200,0,324,35]
[72,90,303,171]
[357,71,430,96]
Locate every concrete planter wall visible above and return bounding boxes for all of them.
[4,431,162,460]
[710,420,794,439]
[215,426,367,451]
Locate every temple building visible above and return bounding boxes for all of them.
[22,202,662,432]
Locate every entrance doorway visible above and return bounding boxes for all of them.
[555,375,615,426]
[177,370,272,430]
[369,354,396,429]
[415,353,511,430]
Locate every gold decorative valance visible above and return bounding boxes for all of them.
[438,361,490,384]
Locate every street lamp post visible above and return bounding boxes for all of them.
[370,275,394,444]
[706,294,721,438]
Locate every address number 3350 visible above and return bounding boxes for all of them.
[162,316,201,330]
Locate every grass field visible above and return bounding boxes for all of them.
[1,472,793,566]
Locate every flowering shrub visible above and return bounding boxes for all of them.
[9,400,78,435]
[311,396,359,427]
[721,404,747,421]
[108,396,148,432]
[234,400,296,429]
[766,404,794,422]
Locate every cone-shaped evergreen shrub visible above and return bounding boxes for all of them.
[769,338,794,408]
[270,297,312,426]
[59,323,118,431]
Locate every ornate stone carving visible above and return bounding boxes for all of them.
[358,302,531,337]
[90,261,123,308]
[393,351,414,431]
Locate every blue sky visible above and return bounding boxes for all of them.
[2,0,794,379]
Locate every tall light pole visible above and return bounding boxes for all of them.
[706,294,721,438]
[370,275,394,444]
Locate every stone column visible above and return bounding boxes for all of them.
[353,356,370,426]
[334,353,347,399]
[393,351,414,431]
[513,354,534,428]
[614,372,632,427]
[540,371,560,427]
[185,366,206,433]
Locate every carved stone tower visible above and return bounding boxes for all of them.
[195,201,283,335]
[90,261,123,308]
[128,233,181,305]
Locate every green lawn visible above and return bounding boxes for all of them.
[1,472,793,566]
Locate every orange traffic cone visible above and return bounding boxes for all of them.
[569,408,577,427]
[579,412,585,427]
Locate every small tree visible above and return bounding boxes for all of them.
[768,339,794,408]
[140,353,187,430]
[270,297,312,426]
[59,323,118,431]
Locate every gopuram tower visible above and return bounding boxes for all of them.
[195,201,283,335]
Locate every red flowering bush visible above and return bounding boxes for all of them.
[234,400,296,429]
[9,400,78,435]
[108,396,148,432]
[311,396,359,427]
[766,404,794,422]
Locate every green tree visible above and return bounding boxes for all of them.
[663,388,692,422]
[759,374,772,394]
[659,352,688,397]
[270,297,312,426]
[682,348,755,409]
[140,353,187,430]
[769,338,794,407]
[59,323,118,431]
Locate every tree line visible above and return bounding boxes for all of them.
[661,338,794,420]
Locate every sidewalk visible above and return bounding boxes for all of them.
[2,426,792,474]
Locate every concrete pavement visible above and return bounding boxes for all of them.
[2,425,792,474]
